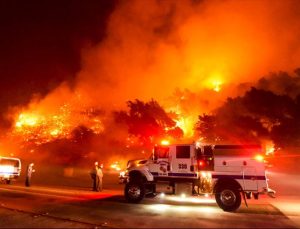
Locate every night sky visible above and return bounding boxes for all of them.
[0,0,116,120]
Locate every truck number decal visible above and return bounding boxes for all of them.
[178,164,187,169]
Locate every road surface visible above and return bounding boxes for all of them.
[0,169,299,228]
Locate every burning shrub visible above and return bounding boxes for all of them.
[195,75,300,149]
[114,99,183,146]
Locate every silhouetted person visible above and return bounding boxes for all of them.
[25,163,35,187]
[90,161,99,191]
[98,163,104,191]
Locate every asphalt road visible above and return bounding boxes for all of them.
[0,168,299,228]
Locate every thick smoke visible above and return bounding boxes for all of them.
[3,0,300,165]
[256,69,300,98]
[75,0,300,110]
[9,0,300,116]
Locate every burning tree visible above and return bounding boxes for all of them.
[195,113,267,144]
[195,80,300,148]
[114,99,183,147]
[195,114,219,143]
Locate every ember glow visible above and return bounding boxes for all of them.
[11,103,104,146]
[110,162,121,171]
[266,143,276,156]
[204,74,224,93]
[109,158,128,172]
[15,113,39,128]
[211,80,223,93]
[174,116,196,138]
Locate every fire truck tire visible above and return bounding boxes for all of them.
[125,181,145,203]
[215,186,241,212]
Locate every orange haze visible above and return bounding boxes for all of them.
[3,0,300,154]
[77,0,300,107]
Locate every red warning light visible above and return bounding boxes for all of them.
[198,160,204,167]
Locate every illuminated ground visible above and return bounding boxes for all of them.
[0,168,299,228]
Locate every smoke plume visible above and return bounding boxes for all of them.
[3,0,300,164]
[75,0,300,109]
[8,0,300,117]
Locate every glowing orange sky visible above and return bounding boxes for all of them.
[7,0,300,141]
[76,0,300,109]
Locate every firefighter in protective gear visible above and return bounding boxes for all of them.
[90,161,99,191]
[25,163,35,187]
[98,163,104,191]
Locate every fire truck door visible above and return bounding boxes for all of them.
[242,167,258,191]
[170,145,193,176]
[149,146,170,177]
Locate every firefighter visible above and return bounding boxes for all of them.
[90,161,99,191]
[25,163,35,187]
[98,163,104,191]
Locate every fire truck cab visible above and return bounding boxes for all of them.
[123,143,275,211]
[0,156,22,184]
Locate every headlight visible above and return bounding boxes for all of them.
[0,165,14,173]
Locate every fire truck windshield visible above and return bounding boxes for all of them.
[0,158,20,167]
[153,146,169,160]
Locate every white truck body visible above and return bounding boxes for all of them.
[123,143,275,211]
[0,156,22,184]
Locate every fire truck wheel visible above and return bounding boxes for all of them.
[125,182,145,203]
[215,186,241,212]
[5,180,11,185]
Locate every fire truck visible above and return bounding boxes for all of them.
[122,143,275,211]
[0,156,22,184]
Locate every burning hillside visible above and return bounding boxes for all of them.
[12,104,104,146]
[1,0,300,165]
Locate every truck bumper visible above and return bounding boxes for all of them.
[261,187,276,198]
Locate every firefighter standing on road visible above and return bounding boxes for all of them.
[90,161,99,191]
[98,163,104,192]
[25,163,35,187]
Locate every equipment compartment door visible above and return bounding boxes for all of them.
[243,167,258,191]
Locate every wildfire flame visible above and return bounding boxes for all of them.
[204,75,223,93]
[11,103,104,146]
[110,161,121,171]
[3,0,299,162]
[266,142,275,156]
[15,113,39,127]
[212,80,222,92]
[175,116,195,138]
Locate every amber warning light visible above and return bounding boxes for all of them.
[254,154,264,162]
[161,140,170,146]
